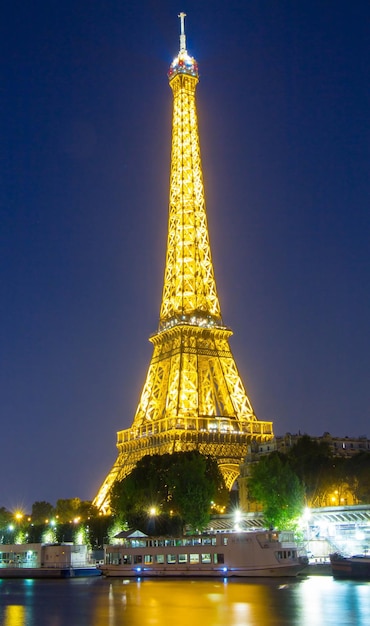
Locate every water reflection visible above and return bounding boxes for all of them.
[1,577,370,626]
[3,606,25,626]
[296,576,370,626]
[94,579,271,626]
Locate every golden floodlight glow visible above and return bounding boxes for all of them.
[94,14,274,513]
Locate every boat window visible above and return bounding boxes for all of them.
[279,531,294,543]
[167,554,176,564]
[144,555,153,564]
[214,553,224,564]
[202,538,211,545]
[277,551,292,560]
[134,555,142,564]
[201,553,211,563]
[123,555,132,565]
[178,554,187,563]
[106,553,119,565]
[155,555,164,564]
[190,554,200,564]
[223,538,228,546]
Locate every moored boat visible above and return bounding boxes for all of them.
[0,543,102,579]
[100,529,308,578]
[330,552,370,580]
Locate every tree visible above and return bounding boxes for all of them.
[248,452,305,530]
[31,501,55,524]
[0,507,11,529]
[110,454,169,522]
[55,498,94,523]
[110,451,228,533]
[287,436,334,507]
[346,453,370,503]
[168,453,218,531]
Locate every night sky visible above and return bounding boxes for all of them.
[1,0,369,511]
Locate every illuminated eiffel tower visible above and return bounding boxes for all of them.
[94,14,274,512]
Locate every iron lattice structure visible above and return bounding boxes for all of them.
[94,15,274,512]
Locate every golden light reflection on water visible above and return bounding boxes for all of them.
[4,606,25,626]
[2,577,370,625]
[92,579,272,626]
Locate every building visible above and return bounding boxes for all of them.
[276,432,370,457]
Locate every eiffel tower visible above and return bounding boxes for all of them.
[94,14,274,512]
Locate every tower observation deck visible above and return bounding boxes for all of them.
[94,14,274,512]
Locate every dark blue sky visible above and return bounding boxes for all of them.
[1,0,369,510]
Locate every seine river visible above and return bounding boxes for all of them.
[1,575,369,626]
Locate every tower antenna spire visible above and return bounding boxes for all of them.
[178,12,187,52]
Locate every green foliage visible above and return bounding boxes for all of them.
[87,515,114,548]
[41,527,57,544]
[110,451,228,533]
[285,437,370,507]
[14,529,28,544]
[0,501,111,548]
[0,507,12,528]
[248,452,305,530]
[346,453,370,503]
[26,524,44,543]
[55,498,96,523]
[167,453,217,531]
[31,501,55,524]
[287,436,334,507]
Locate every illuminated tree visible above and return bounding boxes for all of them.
[55,498,96,523]
[248,452,305,530]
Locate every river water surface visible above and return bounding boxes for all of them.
[0,575,369,626]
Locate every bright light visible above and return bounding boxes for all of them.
[303,507,311,521]
[149,507,157,517]
[14,512,23,521]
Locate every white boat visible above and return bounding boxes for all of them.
[100,530,307,578]
[0,543,102,578]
